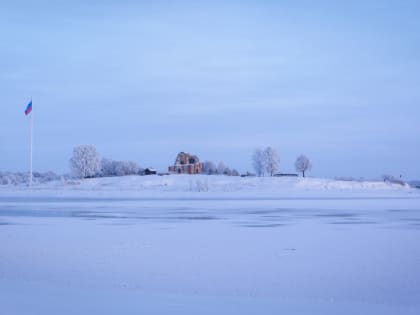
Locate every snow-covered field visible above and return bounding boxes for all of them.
[1,174,418,198]
[1,175,419,314]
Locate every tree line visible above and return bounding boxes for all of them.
[69,145,312,179]
[70,145,142,179]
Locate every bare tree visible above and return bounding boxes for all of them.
[264,146,280,176]
[295,155,312,177]
[70,145,101,179]
[252,148,265,177]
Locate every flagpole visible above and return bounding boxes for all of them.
[29,98,33,187]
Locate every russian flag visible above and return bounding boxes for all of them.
[25,100,32,116]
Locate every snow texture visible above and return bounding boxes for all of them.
[0,176,419,314]
[1,174,416,198]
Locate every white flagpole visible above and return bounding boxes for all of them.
[29,98,33,187]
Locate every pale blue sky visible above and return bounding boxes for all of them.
[1,0,420,178]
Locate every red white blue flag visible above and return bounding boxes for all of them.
[25,100,32,116]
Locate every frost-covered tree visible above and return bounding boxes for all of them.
[114,160,140,176]
[231,169,240,176]
[101,158,140,177]
[205,160,237,176]
[252,148,265,177]
[264,146,280,176]
[223,167,232,176]
[125,161,140,175]
[295,155,312,177]
[101,158,116,176]
[203,161,217,175]
[217,161,227,175]
[70,145,101,179]
[34,171,60,183]
[0,171,61,185]
[114,162,126,176]
[252,147,280,176]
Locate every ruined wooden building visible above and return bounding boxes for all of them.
[168,152,204,174]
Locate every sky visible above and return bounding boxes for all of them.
[1,0,420,179]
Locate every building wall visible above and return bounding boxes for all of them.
[168,152,204,174]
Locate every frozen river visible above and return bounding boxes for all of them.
[1,195,420,314]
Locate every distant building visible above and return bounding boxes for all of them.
[273,173,298,177]
[240,172,256,177]
[144,168,157,175]
[168,152,204,174]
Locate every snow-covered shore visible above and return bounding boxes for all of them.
[1,175,420,314]
[0,175,417,199]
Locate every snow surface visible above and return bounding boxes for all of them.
[0,174,417,198]
[1,175,419,314]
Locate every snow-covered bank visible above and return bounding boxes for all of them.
[1,182,420,315]
[0,175,417,199]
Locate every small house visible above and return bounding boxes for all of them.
[144,168,157,175]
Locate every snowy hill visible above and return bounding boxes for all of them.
[0,175,417,199]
